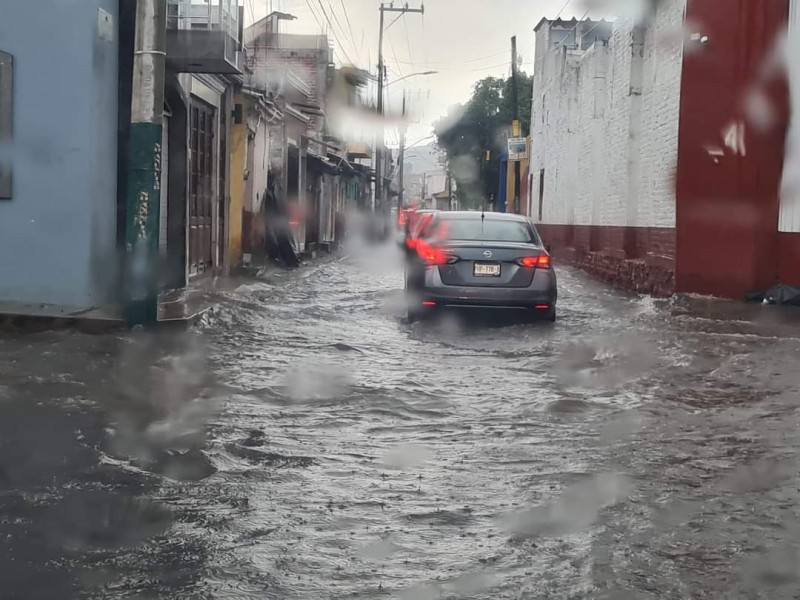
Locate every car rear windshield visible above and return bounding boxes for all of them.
[433,218,538,244]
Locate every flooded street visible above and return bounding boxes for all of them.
[3,244,800,599]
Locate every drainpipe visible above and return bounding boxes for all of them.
[124,0,167,327]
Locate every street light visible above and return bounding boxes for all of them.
[384,70,438,88]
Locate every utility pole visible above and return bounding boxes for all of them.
[510,35,521,215]
[446,169,452,211]
[124,0,167,327]
[375,2,424,216]
[398,93,406,209]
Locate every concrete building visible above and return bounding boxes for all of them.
[530,3,798,299]
[229,88,279,267]
[162,0,243,282]
[0,0,243,322]
[0,0,121,311]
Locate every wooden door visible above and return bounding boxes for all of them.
[189,99,215,275]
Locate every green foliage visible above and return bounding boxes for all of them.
[434,72,532,209]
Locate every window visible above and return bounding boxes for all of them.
[434,218,538,244]
[0,50,12,199]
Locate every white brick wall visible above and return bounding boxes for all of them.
[780,0,800,232]
[530,0,686,229]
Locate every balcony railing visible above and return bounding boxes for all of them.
[166,0,243,74]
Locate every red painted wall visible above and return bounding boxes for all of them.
[675,0,789,298]
[537,224,676,296]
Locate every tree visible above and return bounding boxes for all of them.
[434,72,532,209]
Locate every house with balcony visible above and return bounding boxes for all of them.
[0,0,250,325]
[154,0,245,285]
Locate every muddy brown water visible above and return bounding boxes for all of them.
[2,243,800,599]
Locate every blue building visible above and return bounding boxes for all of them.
[0,0,243,319]
[0,0,121,311]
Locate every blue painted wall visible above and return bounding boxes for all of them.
[0,0,119,309]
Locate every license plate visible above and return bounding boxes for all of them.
[474,262,500,277]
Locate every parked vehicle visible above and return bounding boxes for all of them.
[404,211,557,322]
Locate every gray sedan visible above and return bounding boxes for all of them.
[404,211,557,322]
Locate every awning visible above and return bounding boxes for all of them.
[307,154,341,175]
[328,150,355,174]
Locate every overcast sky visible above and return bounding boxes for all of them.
[244,0,592,145]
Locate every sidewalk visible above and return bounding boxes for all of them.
[0,286,214,333]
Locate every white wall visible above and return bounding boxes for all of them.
[780,0,800,232]
[530,0,685,230]
[424,171,447,197]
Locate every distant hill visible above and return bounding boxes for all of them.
[403,143,442,175]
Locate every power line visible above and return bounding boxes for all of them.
[326,0,358,59]
[314,0,356,64]
[554,0,574,20]
[388,35,405,77]
[402,13,413,65]
[339,0,358,58]
[303,0,325,33]
[437,61,512,73]
[245,0,256,26]
[555,9,591,47]
[392,50,509,67]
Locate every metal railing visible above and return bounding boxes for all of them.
[166,0,240,42]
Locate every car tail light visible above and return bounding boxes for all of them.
[416,240,456,266]
[517,255,551,269]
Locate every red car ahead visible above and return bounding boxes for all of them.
[401,209,437,257]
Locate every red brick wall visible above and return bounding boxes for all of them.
[537,224,676,297]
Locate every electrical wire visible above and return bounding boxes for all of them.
[436,61,512,73]
[339,0,359,59]
[392,50,509,66]
[402,13,413,66]
[303,0,325,33]
[326,0,358,59]
[388,35,405,78]
[554,9,591,47]
[245,0,256,26]
[316,0,356,64]
[554,0,574,21]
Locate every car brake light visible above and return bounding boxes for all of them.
[518,255,551,269]
[422,301,437,307]
[416,240,456,266]
[406,238,418,249]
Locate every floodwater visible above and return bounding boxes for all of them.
[3,241,800,599]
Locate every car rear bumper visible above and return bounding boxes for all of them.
[416,267,557,309]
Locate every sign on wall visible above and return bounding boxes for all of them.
[508,137,527,162]
[0,50,12,199]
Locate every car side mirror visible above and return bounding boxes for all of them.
[545,245,552,253]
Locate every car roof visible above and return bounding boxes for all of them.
[435,211,530,222]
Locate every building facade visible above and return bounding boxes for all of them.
[530,1,797,298]
[0,0,244,318]
[0,0,121,311]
